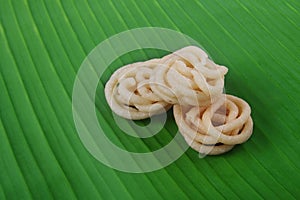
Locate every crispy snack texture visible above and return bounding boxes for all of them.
[104,46,253,155]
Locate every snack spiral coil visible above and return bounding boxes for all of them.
[105,59,172,120]
[173,95,253,155]
[151,46,228,106]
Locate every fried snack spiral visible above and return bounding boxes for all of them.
[173,94,253,155]
[105,59,172,120]
[151,46,228,107]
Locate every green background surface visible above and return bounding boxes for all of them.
[1,0,300,199]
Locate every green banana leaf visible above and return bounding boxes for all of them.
[1,0,300,199]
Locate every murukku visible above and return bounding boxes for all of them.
[104,45,253,155]
[173,94,253,155]
[105,59,172,120]
[151,46,228,106]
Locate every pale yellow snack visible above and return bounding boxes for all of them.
[173,94,253,155]
[104,59,172,120]
[104,46,253,156]
[150,46,228,107]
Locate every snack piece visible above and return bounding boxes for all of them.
[105,59,172,120]
[173,94,253,155]
[151,46,228,107]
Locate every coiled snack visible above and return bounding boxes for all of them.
[104,46,253,155]
[151,46,228,106]
[173,94,253,155]
[104,59,172,120]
